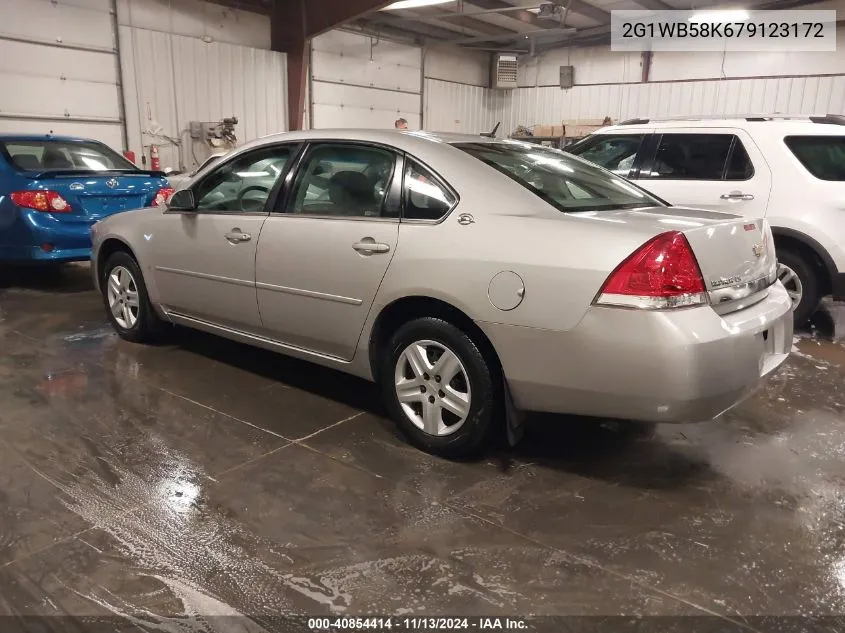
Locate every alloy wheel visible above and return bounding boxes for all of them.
[394,340,472,437]
[778,263,803,311]
[107,265,140,329]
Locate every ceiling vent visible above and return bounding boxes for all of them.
[492,53,518,90]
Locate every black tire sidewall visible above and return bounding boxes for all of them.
[101,252,159,343]
[380,317,498,459]
[777,249,819,325]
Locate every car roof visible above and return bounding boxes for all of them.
[0,134,103,143]
[595,114,845,134]
[244,129,499,151]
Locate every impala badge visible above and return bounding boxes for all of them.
[106,178,119,189]
[752,242,765,258]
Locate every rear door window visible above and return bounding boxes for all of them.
[566,134,644,177]
[644,134,733,180]
[784,136,845,181]
[403,161,456,221]
[725,138,755,180]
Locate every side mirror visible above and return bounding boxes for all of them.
[168,189,196,211]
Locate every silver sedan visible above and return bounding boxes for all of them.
[90,130,792,458]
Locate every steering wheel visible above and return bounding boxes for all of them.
[237,185,270,212]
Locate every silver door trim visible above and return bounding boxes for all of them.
[164,309,350,364]
[155,266,254,288]
[255,281,363,305]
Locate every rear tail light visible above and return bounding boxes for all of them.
[10,190,72,213]
[595,231,708,310]
[152,187,174,206]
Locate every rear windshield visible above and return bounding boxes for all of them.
[784,136,845,181]
[454,141,662,212]
[0,140,137,173]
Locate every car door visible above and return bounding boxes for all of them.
[255,142,401,360]
[148,143,298,331]
[634,130,772,216]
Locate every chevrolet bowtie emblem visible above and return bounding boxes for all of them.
[752,243,765,258]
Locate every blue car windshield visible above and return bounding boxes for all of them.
[1,140,137,173]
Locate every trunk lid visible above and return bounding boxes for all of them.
[584,206,778,312]
[27,170,167,223]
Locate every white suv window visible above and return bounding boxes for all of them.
[647,134,730,180]
[784,136,845,181]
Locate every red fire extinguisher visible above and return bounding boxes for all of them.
[150,144,161,171]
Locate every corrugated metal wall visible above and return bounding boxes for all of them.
[489,76,845,134]
[120,26,287,171]
[423,79,496,135]
[0,0,123,149]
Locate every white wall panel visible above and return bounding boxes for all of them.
[0,0,115,50]
[120,26,286,171]
[312,82,420,129]
[425,46,489,87]
[116,0,270,48]
[424,79,495,134]
[0,0,122,148]
[311,30,422,129]
[518,46,641,87]
[487,76,845,136]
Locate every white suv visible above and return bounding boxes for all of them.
[567,115,845,324]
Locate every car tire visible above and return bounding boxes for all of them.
[380,317,499,459]
[777,249,819,326]
[101,251,164,343]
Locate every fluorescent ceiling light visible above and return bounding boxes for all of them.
[689,8,749,22]
[383,0,454,10]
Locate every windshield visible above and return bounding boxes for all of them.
[1,139,137,173]
[454,141,661,212]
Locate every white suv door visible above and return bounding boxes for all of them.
[633,129,772,217]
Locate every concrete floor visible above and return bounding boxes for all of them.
[0,263,844,632]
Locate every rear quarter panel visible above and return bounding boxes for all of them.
[365,158,669,336]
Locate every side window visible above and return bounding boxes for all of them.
[194,145,293,213]
[403,162,456,221]
[569,134,644,176]
[289,144,396,217]
[725,139,754,180]
[646,134,732,180]
[784,136,845,181]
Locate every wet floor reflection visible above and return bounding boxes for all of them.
[1,263,844,626]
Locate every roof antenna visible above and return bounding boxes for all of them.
[480,122,500,138]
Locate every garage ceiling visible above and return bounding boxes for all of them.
[206,0,830,51]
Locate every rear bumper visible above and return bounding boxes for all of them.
[481,282,793,423]
[0,245,90,263]
[0,209,93,263]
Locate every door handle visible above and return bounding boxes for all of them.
[224,229,252,244]
[720,192,755,201]
[352,240,390,254]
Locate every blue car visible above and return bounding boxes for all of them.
[0,134,171,263]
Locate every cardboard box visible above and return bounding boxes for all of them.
[534,125,553,136]
[551,124,564,137]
